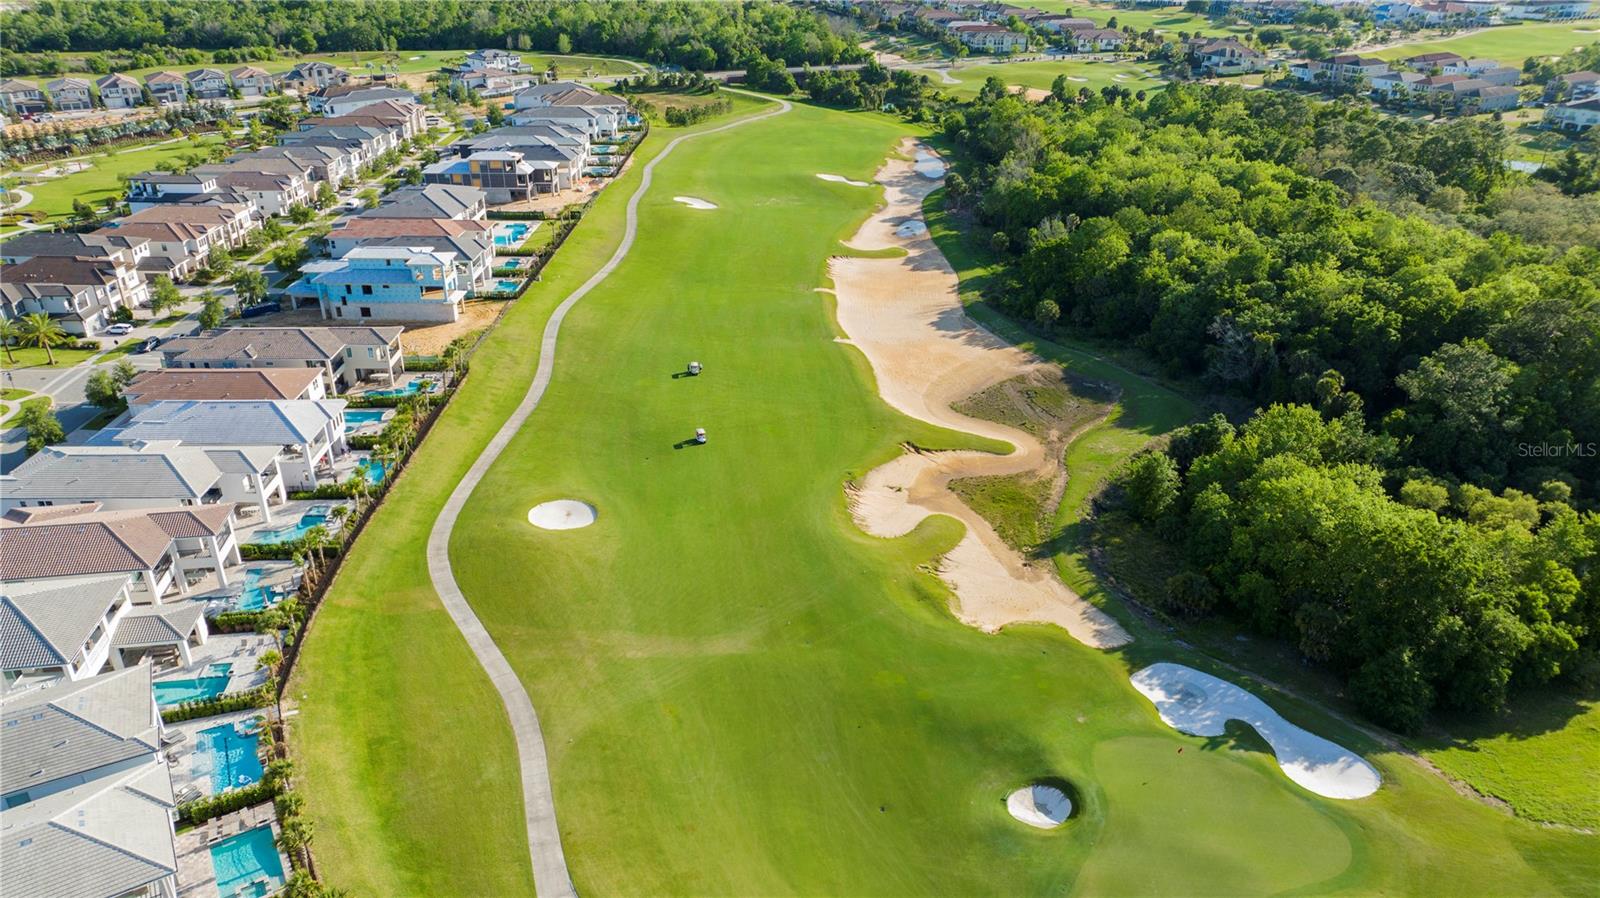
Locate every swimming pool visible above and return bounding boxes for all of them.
[230,567,285,612]
[343,409,389,432]
[210,826,285,898]
[153,663,233,707]
[493,278,523,294]
[493,222,531,247]
[248,510,330,545]
[363,379,436,399]
[352,458,388,484]
[196,722,264,792]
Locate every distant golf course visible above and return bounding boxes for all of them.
[291,94,1599,896]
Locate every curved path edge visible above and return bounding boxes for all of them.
[425,93,792,897]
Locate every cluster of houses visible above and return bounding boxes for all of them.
[1544,68,1600,129]
[870,1,1135,54]
[0,83,425,334]
[0,326,410,896]
[1374,0,1595,26]
[444,47,545,97]
[1292,50,1525,110]
[0,61,353,120]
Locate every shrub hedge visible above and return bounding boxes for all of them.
[177,780,277,824]
[161,683,274,724]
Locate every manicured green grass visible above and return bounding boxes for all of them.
[295,96,1600,896]
[1,388,33,400]
[923,59,1167,99]
[145,314,188,329]
[15,134,227,224]
[1373,23,1599,66]
[1023,2,1247,37]
[0,395,51,426]
[1,344,102,369]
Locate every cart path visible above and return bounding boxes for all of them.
[425,93,792,898]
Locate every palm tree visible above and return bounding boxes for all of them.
[0,317,17,364]
[16,313,67,365]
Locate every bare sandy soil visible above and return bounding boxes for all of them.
[829,140,1130,650]
[400,301,503,355]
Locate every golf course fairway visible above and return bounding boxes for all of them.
[293,97,1599,896]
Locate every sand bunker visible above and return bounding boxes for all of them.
[817,173,869,187]
[895,220,927,237]
[1006,784,1071,829]
[1130,663,1381,800]
[527,500,597,530]
[829,139,1129,651]
[1066,76,1088,82]
[913,149,946,180]
[673,196,717,209]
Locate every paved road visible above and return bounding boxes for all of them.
[424,91,793,898]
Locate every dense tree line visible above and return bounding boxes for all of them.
[944,83,1599,498]
[0,0,864,71]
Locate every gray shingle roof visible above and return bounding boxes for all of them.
[0,443,222,505]
[364,184,485,219]
[0,575,129,671]
[111,604,204,649]
[98,399,345,448]
[0,665,160,796]
[160,326,402,365]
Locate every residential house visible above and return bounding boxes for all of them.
[1546,96,1600,130]
[1028,15,1096,32]
[291,246,466,323]
[1375,2,1483,26]
[452,131,584,191]
[0,668,180,898]
[0,231,149,268]
[1545,70,1600,101]
[1404,52,1467,72]
[190,165,313,217]
[451,68,542,97]
[1192,38,1269,75]
[0,443,284,522]
[45,77,94,111]
[229,65,276,97]
[281,124,398,168]
[125,171,224,211]
[461,48,526,73]
[0,79,46,115]
[0,255,149,336]
[324,218,496,286]
[124,368,329,405]
[307,84,417,117]
[1501,0,1594,18]
[1070,28,1127,53]
[96,73,143,108]
[111,203,260,252]
[1372,70,1428,99]
[143,71,188,105]
[95,220,221,281]
[507,104,624,140]
[950,23,1030,53]
[96,399,350,491]
[281,60,350,93]
[1474,84,1522,110]
[185,68,229,100]
[158,326,406,392]
[1293,54,1392,85]
[299,100,427,141]
[422,150,546,203]
[230,144,356,185]
[363,184,487,221]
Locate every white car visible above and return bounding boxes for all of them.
[105,323,135,335]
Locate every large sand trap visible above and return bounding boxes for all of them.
[817,173,869,187]
[673,196,717,209]
[1006,784,1072,829]
[527,500,597,530]
[1130,663,1381,800]
[830,140,1130,650]
[913,149,946,180]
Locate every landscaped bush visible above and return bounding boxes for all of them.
[241,538,343,560]
[485,209,546,220]
[347,433,382,450]
[284,482,359,501]
[404,356,446,372]
[161,683,273,724]
[341,394,405,408]
[177,779,276,824]
[207,609,265,633]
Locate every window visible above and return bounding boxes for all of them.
[361,284,373,295]
[360,307,372,317]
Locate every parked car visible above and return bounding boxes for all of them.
[105,322,134,335]
[140,336,163,352]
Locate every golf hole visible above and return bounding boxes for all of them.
[674,196,717,210]
[528,500,597,530]
[1006,780,1074,830]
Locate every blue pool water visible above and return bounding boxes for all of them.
[196,722,264,792]
[343,409,388,432]
[351,458,388,484]
[493,222,531,247]
[248,511,329,546]
[230,568,284,612]
[364,380,435,398]
[494,278,523,293]
[153,663,233,707]
[210,827,285,898]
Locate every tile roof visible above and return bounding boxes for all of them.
[111,603,205,648]
[99,399,346,448]
[329,217,493,240]
[0,504,233,582]
[0,443,229,509]
[364,184,485,219]
[160,325,402,363]
[124,368,322,403]
[0,231,149,261]
[0,665,160,795]
[0,575,130,670]
[2,255,124,287]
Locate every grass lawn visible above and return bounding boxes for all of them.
[1372,22,1599,66]
[0,395,51,426]
[13,134,227,225]
[1,388,33,401]
[144,314,188,329]
[923,58,1167,99]
[1024,2,1247,37]
[294,95,1599,896]
[1,344,103,369]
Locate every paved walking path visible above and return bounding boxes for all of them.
[424,92,792,897]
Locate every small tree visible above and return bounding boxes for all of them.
[198,293,226,330]
[16,312,67,365]
[1033,299,1060,327]
[19,402,65,453]
[85,369,125,411]
[148,275,183,316]
[314,182,338,209]
[0,318,17,365]
[231,268,269,306]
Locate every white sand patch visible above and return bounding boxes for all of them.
[817,173,869,187]
[830,139,1130,651]
[1130,663,1381,800]
[1066,76,1088,82]
[673,196,717,209]
[1006,784,1071,829]
[527,500,597,530]
[895,219,927,238]
[913,149,946,180]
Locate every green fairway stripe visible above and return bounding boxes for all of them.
[423,91,793,898]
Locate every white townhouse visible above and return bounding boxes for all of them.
[96,72,143,108]
[0,442,287,523]
[144,71,188,105]
[0,255,148,336]
[158,326,406,393]
[229,65,276,97]
[95,399,351,491]
[45,76,95,110]
[1546,97,1600,131]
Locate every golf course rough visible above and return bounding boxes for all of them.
[295,94,1600,897]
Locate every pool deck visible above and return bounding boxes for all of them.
[153,632,275,699]
[234,498,350,545]
[175,803,287,898]
[168,709,269,799]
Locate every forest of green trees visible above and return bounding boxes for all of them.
[0,0,863,71]
[943,83,1599,731]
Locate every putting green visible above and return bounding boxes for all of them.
[295,95,1599,896]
